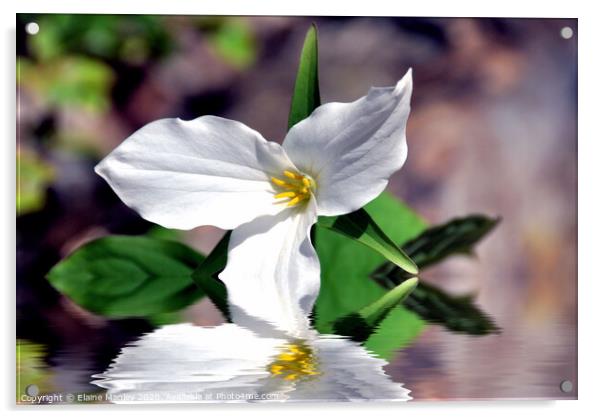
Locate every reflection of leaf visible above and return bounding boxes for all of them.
[146,311,185,327]
[372,215,500,335]
[47,236,205,318]
[318,209,418,276]
[16,148,55,215]
[315,193,428,359]
[193,274,230,321]
[333,278,418,342]
[191,232,231,320]
[288,23,320,130]
[404,282,499,335]
[208,19,257,69]
[18,56,114,113]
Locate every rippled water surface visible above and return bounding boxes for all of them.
[16,296,576,403]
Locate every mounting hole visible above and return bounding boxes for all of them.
[25,384,39,397]
[25,22,39,35]
[560,26,574,40]
[560,380,573,393]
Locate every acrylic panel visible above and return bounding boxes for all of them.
[16,14,577,404]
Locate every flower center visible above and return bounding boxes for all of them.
[268,342,320,381]
[271,170,316,207]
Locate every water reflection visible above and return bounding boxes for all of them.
[92,323,411,403]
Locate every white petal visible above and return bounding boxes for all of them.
[95,116,295,230]
[219,198,320,338]
[283,70,413,216]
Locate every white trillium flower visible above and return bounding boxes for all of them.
[95,70,413,338]
[92,323,412,403]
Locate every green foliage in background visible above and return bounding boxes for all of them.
[209,19,257,69]
[18,56,114,113]
[195,17,258,70]
[25,14,172,64]
[16,148,55,216]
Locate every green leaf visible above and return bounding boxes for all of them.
[288,23,320,129]
[372,214,498,281]
[145,225,182,241]
[371,215,500,284]
[192,232,230,284]
[401,214,500,269]
[191,232,231,320]
[47,236,205,318]
[315,192,428,359]
[332,278,418,342]
[371,215,500,335]
[318,209,418,276]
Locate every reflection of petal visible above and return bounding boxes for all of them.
[291,337,411,402]
[92,324,411,403]
[92,324,284,403]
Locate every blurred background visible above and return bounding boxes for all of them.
[16,15,577,401]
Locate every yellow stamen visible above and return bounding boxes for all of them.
[284,170,303,180]
[271,177,287,187]
[271,170,316,207]
[274,191,297,199]
[271,177,297,189]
